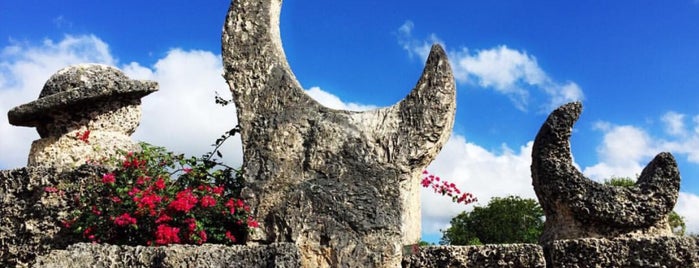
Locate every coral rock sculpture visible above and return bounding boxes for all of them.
[221,0,456,266]
[531,102,680,243]
[7,64,157,170]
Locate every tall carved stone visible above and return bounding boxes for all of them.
[221,0,456,266]
[531,102,680,243]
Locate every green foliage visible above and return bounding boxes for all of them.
[669,211,687,236]
[603,176,686,236]
[418,240,433,246]
[603,176,636,187]
[440,195,544,245]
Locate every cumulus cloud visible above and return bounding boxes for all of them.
[396,21,442,60]
[583,124,654,181]
[396,21,583,112]
[304,87,377,111]
[676,192,699,235]
[124,49,242,166]
[662,111,687,137]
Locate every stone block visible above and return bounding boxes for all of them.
[35,243,300,268]
[544,236,699,268]
[402,244,546,268]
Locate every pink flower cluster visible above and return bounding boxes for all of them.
[59,147,259,246]
[421,170,477,205]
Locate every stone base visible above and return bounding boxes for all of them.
[544,236,699,268]
[35,243,300,268]
[401,244,546,268]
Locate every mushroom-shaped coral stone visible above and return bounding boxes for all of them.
[7,64,158,170]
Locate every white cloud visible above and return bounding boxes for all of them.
[662,111,687,137]
[125,49,242,166]
[304,87,377,111]
[676,192,699,235]
[396,21,583,112]
[396,21,442,60]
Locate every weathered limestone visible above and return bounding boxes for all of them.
[35,243,301,268]
[0,165,107,267]
[7,64,157,170]
[544,236,699,267]
[222,0,456,266]
[402,244,546,268]
[531,102,680,242]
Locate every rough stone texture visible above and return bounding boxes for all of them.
[221,0,456,266]
[7,64,157,170]
[401,244,546,268]
[531,102,680,242]
[0,165,106,267]
[544,236,699,268]
[35,243,301,268]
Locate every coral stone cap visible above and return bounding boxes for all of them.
[7,64,158,127]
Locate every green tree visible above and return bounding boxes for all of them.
[440,195,544,245]
[603,176,686,236]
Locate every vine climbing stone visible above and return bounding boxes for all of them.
[531,102,680,243]
[7,64,157,170]
[221,0,456,266]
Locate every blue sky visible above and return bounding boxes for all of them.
[1,0,698,243]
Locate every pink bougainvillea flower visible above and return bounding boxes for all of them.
[113,213,137,227]
[225,231,236,243]
[134,191,163,215]
[155,224,181,245]
[225,199,236,214]
[168,189,198,213]
[200,195,217,208]
[136,176,151,185]
[91,205,102,216]
[154,177,166,190]
[155,213,173,224]
[235,199,245,208]
[183,168,193,174]
[212,186,224,196]
[110,195,122,203]
[421,170,476,206]
[247,216,259,228]
[128,187,141,197]
[184,218,197,232]
[420,178,431,188]
[102,173,116,184]
[197,230,207,244]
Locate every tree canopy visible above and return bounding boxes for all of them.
[440,195,544,245]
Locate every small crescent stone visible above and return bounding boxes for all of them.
[531,102,680,242]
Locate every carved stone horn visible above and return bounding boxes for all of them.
[222,0,455,266]
[531,102,680,242]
